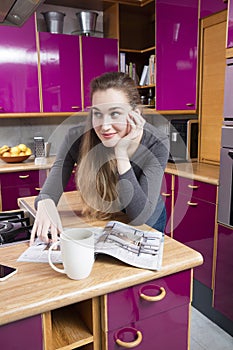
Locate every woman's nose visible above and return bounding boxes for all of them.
[101,115,112,129]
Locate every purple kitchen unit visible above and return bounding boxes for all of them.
[102,270,191,349]
[156,0,198,110]
[39,32,82,113]
[0,15,40,113]
[81,36,118,109]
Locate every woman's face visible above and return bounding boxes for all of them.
[91,88,132,147]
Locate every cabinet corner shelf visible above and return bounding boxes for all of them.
[138,84,156,89]
[120,46,156,54]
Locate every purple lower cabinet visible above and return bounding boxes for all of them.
[173,192,215,288]
[214,224,233,321]
[81,36,118,108]
[0,170,47,210]
[105,270,191,348]
[161,173,172,236]
[0,315,43,350]
[107,303,189,350]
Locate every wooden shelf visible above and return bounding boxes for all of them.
[52,305,93,350]
[120,46,156,53]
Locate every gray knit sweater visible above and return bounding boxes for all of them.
[35,122,169,226]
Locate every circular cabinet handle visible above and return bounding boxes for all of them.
[161,192,171,197]
[188,184,199,189]
[19,175,30,179]
[140,286,166,302]
[187,201,198,206]
[115,328,143,348]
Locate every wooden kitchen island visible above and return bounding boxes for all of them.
[0,192,203,350]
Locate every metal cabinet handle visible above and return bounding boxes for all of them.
[187,201,198,206]
[140,286,166,302]
[161,192,171,197]
[186,103,194,106]
[188,184,199,189]
[71,106,80,109]
[35,187,42,191]
[19,175,29,179]
[115,330,142,348]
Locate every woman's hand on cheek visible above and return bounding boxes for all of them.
[114,111,145,156]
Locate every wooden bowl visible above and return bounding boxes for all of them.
[0,155,31,163]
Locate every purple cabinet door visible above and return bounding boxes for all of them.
[161,173,172,236]
[156,0,198,110]
[0,315,43,350]
[173,179,216,288]
[0,170,47,210]
[227,0,233,48]
[39,33,82,112]
[106,270,191,332]
[107,303,189,350]
[0,15,40,113]
[82,36,118,108]
[106,270,191,350]
[200,0,227,19]
[214,224,233,321]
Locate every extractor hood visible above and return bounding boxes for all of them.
[0,0,45,27]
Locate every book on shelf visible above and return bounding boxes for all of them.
[18,221,164,271]
[120,52,126,73]
[139,65,149,86]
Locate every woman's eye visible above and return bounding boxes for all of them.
[111,111,121,119]
[93,111,102,119]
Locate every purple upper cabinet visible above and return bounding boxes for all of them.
[227,0,233,48]
[39,33,82,113]
[156,0,198,111]
[200,0,228,19]
[81,36,118,108]
[0,15,40,113]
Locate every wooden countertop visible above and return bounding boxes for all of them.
[0,156,219,185]
[0,156,55,173]
[165,161,219,185]
[0,192,203,326]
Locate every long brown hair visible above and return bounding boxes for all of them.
[76,72,141,220]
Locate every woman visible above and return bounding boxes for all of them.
[30,72,169,245]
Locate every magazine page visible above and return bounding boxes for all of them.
[95,221,164,270]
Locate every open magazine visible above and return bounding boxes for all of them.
[18,221,164,271]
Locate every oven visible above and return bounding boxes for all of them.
[0,210,32,245]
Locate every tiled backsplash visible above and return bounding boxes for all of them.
[0,114,169,156]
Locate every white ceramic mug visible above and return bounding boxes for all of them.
[48,228,95,280]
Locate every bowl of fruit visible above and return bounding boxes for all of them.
[0,144,32,163]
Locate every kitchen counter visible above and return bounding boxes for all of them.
[165,161,219,185]
[0,191,203,327]
[0,155,219,184]
[0,156,55,173]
